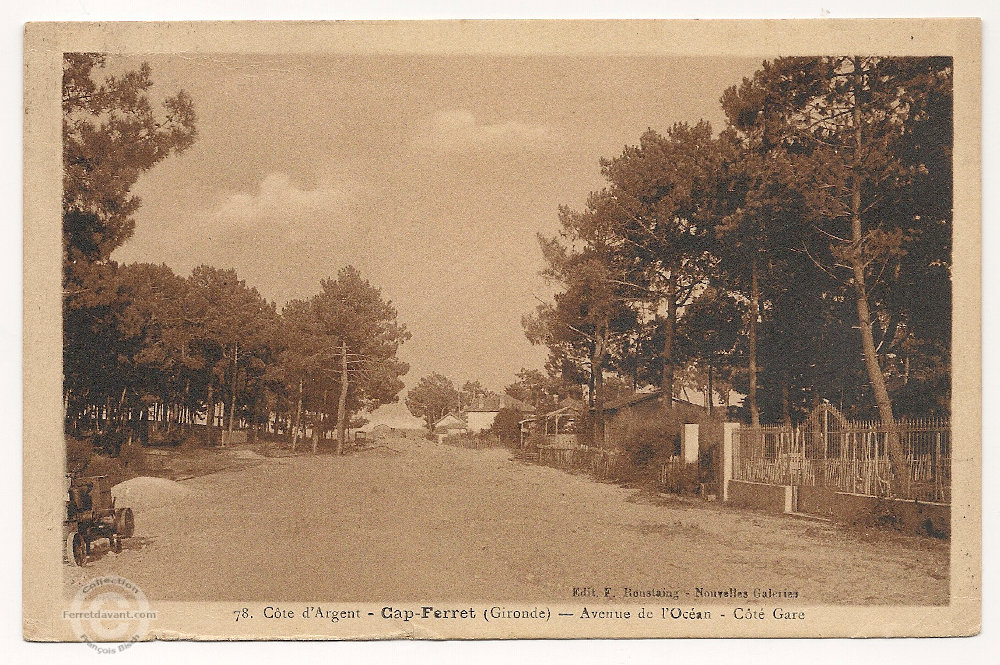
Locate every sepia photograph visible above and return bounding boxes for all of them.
[22,18,981,642]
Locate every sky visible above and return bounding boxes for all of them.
[111,53,764,426]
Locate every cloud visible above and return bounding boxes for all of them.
[197,171,371,267]
[214,172,356,222]
[421,109,553,153]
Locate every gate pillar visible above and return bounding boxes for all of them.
[722,422,740,502]
[681,424,699,464]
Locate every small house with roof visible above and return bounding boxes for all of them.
[433,412,468,436]
[602,390,706,450]
[462,394,536,433]
[519,397,585,450]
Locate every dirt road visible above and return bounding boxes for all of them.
[64,438,948,604]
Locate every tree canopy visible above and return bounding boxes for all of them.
[524,55,953,484]
[406,373,461,429]
[61,56,410,451]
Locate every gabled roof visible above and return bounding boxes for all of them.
[500,394,536,413]
[604,389,663,411]
[602,390,707,413]
[433,412,467,429]
[541,405,580,419]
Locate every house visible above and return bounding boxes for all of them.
[520,397,585,449]
[433,412,468,436]
[461,394,535,433]
[602,390,706,450]
[365,410,430,442]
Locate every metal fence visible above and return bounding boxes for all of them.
[733,418,950,503]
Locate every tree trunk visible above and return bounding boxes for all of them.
[849,58,907,495]
[748,251,761,427]
[591,326,607,448]
[226,341,239,446]
[183,380,191,433]
[661,278,677,405]
[205,383,214,445]
[250,395,259,443]
[586,342,596,410]
[707,360,714,417]
[336,338,349,455]
[292,378,303,452]
[313,389,326,454]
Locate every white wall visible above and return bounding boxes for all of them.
[466,411,497,433]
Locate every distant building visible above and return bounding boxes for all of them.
[371,423,429,442]
[519,397,584,449]
[461,394,536,433]
[433,412,468,437]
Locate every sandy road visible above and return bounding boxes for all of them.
[64,438,948,604]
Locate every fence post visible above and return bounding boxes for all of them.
[722,422,739,502]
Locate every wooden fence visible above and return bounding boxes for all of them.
[534,445,625,481]
[443,434,509,450]
[733,418,950,502]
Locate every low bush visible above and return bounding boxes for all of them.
[660,460,700,494]
[92,429,127,456]
[618,411,686,483]
[147,428,188,448]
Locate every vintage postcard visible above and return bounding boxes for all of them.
[23,19,981,642]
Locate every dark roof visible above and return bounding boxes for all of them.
[604,390,663,411]
[433,412,467,428]
[463,394,536,413]
[603,391,707,413]
[540,405,580,420]
[501,395,536,413]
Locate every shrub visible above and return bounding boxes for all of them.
[525,430,547,449]
[92,429,127,456]
[619,411,687,483]
[660,460,700,494]
[148,428,187,447]
[490,407,522,446]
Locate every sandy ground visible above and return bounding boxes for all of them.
[64,438,949,605]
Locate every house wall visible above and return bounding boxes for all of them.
[466,411,497,433]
